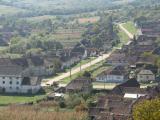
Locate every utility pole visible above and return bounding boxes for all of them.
[70,67,72,78]
[80,59,82,72]
[104,79,105,90]
[102,54,104,65]
[70,60,72,78]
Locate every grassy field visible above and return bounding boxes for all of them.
[117,27,130,48]
[0,94,46,106]
[0,5,26,15]
[122,21,137,34]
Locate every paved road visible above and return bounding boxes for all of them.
[41,23,134,86]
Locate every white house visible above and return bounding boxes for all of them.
[0,65,41,94]
[137,70,155,83]
[124,93,146,99]
[96,66,128,83]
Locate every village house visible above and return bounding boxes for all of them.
[127,42,155,56]
[139,21,160,37]
[89,78,159,120]
[19,56,58,77]
[136,56,156,66]
[86,48,100,57]
[96,66,128,83]
[60,51,81,69]
[127,56,138,66]
[60,44,90,69]
[111,78,148,100]
[124,35,157,56]
[0,65,41,94]
[72,43,88,59]
[137,69,155,83]
[89,95,133,120]
[107,50,128,66]
[65,77,93,93]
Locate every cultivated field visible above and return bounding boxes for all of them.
[77,16,100,24]
[52,27,86,48]
[0,106,87,120]
[24,15,57,23]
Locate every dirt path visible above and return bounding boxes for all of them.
[41,52,112,86]
[118,23,134,39]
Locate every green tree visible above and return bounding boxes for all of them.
[133,98,160,120]
[83,71,91,78]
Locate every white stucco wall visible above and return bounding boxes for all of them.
[96,75,124,83]
[21,85,41,94]
[0,75,41,94]
[0,75,22,93]
[137,74,155,82]
[107,60,128,66]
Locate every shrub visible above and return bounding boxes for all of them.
[75,103,88,112]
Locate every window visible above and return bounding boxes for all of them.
[9,77,12,80]
[9,81,12,85]
[16,87,19,90]
[2,77,5,79]
[146,76,149,79]
[16,77,19,79]
[117,76,121,79]
[9,87,12,89]
[16,81,19,85]
[3,81,5,84]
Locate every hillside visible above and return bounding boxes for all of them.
[0,0,135,15]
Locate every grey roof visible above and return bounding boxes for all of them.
[98,66,127,76]
[138,70,154,75]
[66,77,92,90]
[0,65,23,76]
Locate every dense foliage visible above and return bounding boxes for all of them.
[133,98,160,120]
[9,35,63,54]
[82,16,119,48]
